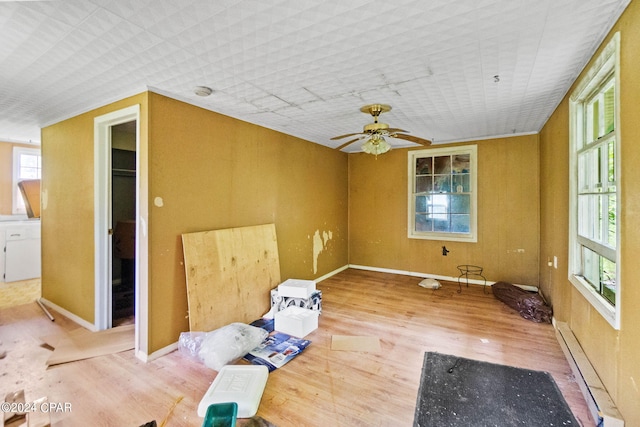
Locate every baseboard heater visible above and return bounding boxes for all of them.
[555,322,624,426]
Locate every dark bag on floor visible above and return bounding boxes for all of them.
[492,281,552,323]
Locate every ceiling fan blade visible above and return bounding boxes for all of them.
[335,137,362,150]
[330,132,364,140]
[384,128,409,134]
[392,133,432,146]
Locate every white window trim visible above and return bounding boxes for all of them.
[408,145,478,242]
[12,146,41,215]
[568,32,621,329]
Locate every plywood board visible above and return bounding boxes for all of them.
[182,224,281,332]
[45,325,134,366]
[331,335,381,352]
[17,179,40,218]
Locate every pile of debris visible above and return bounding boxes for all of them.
[492,281,552,323]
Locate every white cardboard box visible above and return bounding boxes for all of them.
[198,365,269,418]
[270,289,322,313]
[277,279,316,298]
[274,306,319,338]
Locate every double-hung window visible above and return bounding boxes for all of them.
[12,146,41,215]
[408,145,477,242]
[569,33,620,329]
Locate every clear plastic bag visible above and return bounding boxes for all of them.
[178,331,207,360]
[193,323,268,371]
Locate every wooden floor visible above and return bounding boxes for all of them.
[0,268,593,426]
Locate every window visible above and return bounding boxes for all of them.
[12,147,41,215]
[408,145,477,242]
[569,33,620,329]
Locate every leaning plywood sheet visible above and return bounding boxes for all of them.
[182,223,281,332]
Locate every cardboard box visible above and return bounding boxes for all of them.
[277,279,316,298]
[274,307,319,338]
[270,289,322,313]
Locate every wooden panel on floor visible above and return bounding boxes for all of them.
[45,324,134,366]
[331,335,381,352]
[181,223,281,332]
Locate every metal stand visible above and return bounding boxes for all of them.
[456,265,487,294]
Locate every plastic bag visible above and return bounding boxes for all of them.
[197,323,268,371]
[178,331,207,360]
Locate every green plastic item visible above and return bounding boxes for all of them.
[202,402,238,427]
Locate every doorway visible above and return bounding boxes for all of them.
[94,105,141,337]
[111,122,137,326]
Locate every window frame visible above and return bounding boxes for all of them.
[568,32,621,329]
[408,145,478,242]
[12,146,42,215]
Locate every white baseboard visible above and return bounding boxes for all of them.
[347,264,538,292]
[555,322,624,426]
[315,265,349,283]
[39,298,97,331]
[136,342,178,362]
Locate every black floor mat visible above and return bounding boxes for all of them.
[413,352,579,427]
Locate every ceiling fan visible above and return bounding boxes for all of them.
[331,104,431,155]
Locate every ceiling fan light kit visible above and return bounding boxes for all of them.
[332,104,431,156]
[361,134,391,156]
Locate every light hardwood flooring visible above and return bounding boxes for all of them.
[0,278,41,309]
[0,269,593,426]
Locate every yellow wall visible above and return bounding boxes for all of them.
[41,92,348,353]
[145,93,348,350]
[40,94,148,323]
[539,1,640,424]
[349,135,540,285]
[0,140,40,215]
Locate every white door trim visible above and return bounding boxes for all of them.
[94,105,142,353]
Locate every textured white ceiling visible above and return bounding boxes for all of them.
[0,0,630,152]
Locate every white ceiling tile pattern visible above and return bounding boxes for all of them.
[0,0,630,151]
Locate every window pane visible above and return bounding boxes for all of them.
[602,257,616,305]
[416,157,432,174]
[608,140,615,185]
[582,246,600,291]
[416,176,432,193]
[451,215,470,233]
[433,156,451,174]
[415,196,427,213]
[19,154,42,179]
[596,146,604,191]
[415,214,431,232]
[450,194,470,214]
[578,195,595,239]
[586,97,599,143]
[451,154,470,173]
[432,215,450,232]
[604,81,615,134]
[581,246,616,306]
[608,194,616,247]
[433,175,451,192]
[577,152,588,192]
[452,174,470,193]
[430,194,449,220]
